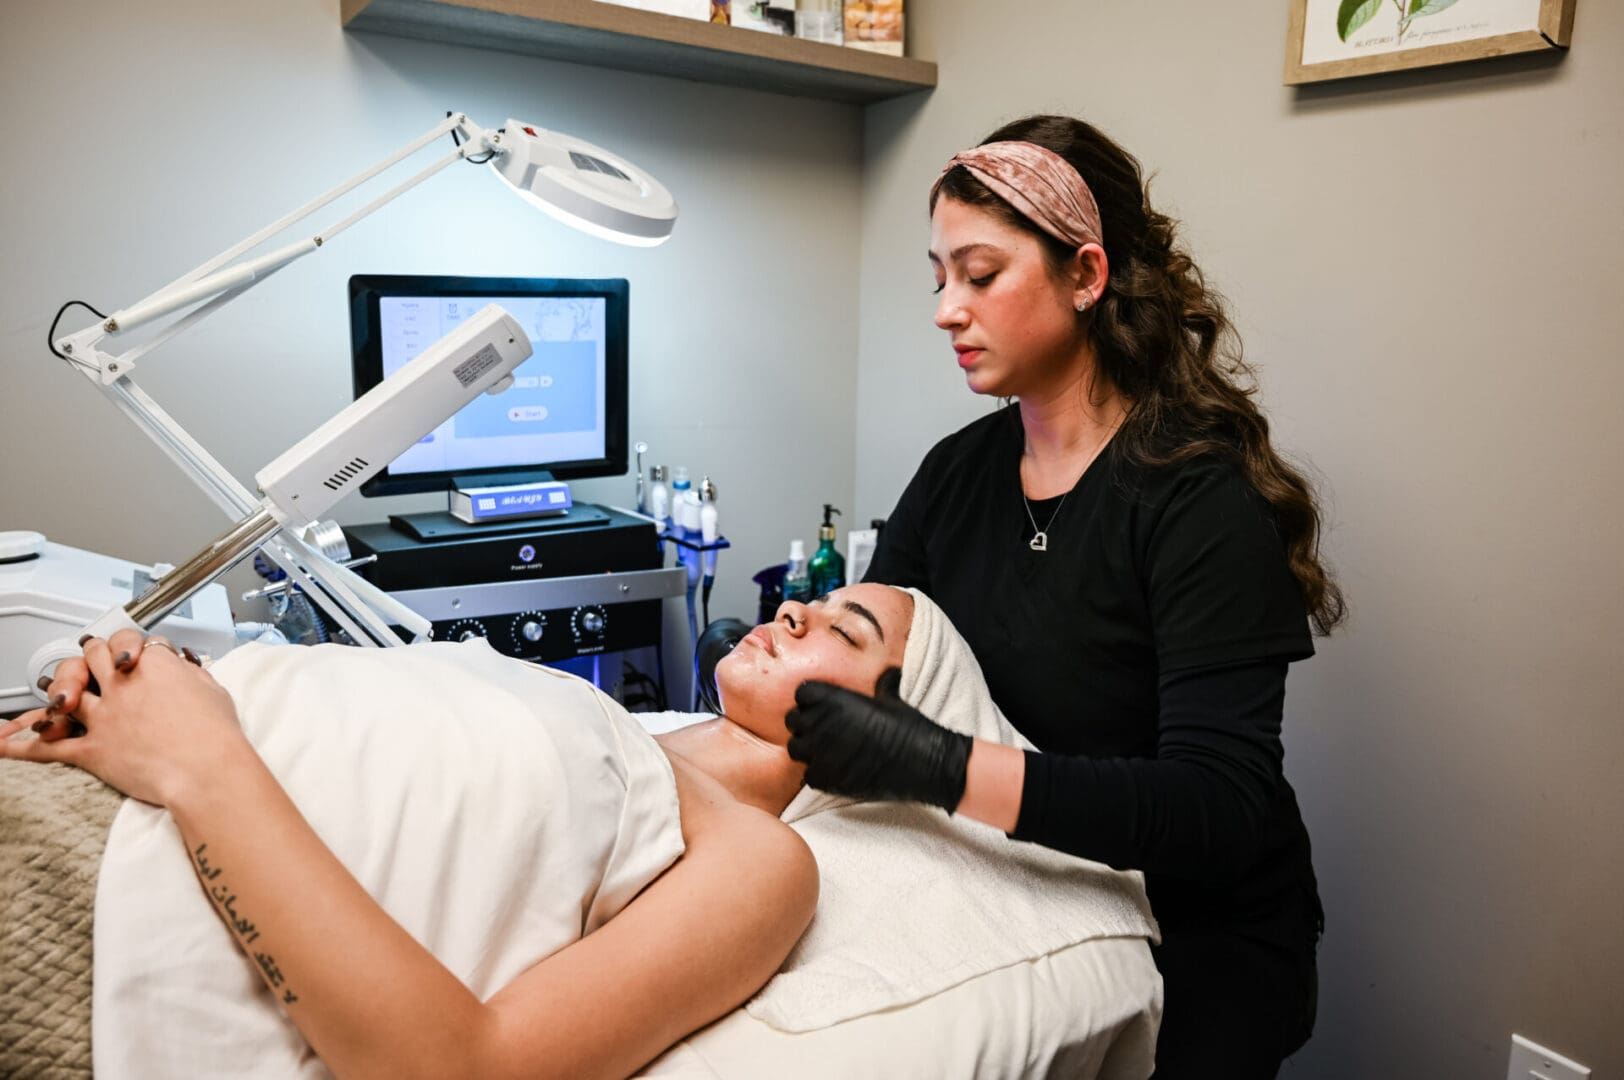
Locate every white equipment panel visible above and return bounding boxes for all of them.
[0,535,236,715]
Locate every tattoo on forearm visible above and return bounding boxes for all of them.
[193,844,300,1006]
[254,951,299,1005]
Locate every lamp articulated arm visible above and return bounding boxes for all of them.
[57,113,498,379]
[43,113,509,671]
[28,303,534,695]
[38,109,677,697]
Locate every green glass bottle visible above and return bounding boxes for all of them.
[808,504,846,597]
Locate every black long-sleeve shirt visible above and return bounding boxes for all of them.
[864,405,1320,945]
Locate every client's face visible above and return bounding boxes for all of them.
[715,583,912,746]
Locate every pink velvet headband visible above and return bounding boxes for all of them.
[932,141,1104,250]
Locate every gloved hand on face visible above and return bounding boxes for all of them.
[785,668,972,812]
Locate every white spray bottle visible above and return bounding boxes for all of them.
[650,465,670,531]
[700,476,720,625]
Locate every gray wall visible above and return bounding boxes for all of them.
[0,0,862,703]
[854,2,1624,1077]
[4,0,1621,1076]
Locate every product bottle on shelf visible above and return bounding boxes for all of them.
[808,503,845,597]
[795,0,842,44]
[699,477,719,546]
[670,466,692,534]
[650,466,670,530]
[783,539,811,604]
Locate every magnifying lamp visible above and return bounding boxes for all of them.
[27,112,678,701]
[490,123,677,247]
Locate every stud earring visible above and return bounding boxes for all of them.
[1075,295,1092,312]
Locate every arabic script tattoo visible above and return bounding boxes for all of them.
[193,843,300,1007]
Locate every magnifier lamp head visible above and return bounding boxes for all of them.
[490,122,677,247]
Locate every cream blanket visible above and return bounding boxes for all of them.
[91,640,686,1080]
[747,587,1159,1032]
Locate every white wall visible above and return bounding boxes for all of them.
[0,0,863,703]
[854,2,1624,1077]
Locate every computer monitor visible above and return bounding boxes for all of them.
[348,274,629,498]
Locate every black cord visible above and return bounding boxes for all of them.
[653,640,669,712]
[618,660,668,712]
[447,112,498,164]
[47,300,109,362]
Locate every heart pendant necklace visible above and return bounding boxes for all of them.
[1022,492,1067,553]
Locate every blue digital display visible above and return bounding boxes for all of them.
[379,295,608,476]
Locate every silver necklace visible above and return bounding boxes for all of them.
[1020,425,1118,552]
[1019,410,1125,553]
[1021,490,1068,552]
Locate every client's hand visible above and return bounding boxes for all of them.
[23,633,207,742]
[785,668,971,812]
[0,629,247,807]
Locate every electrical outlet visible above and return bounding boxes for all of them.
[1508,1035,1590,1080]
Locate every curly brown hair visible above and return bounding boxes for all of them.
[933,114,1345,635]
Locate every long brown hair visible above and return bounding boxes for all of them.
[934,115,1345,634]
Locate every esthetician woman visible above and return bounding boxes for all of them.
[785,114,1343,1079]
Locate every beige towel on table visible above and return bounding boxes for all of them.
[747,587,1159,1033]
[0,760,122,1080]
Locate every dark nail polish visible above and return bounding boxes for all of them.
[114,651,134,671]
[49,693,65,710]
[182,647,202,666]
[36,675,51,692]
[78,633,94,647]
[31,718,51,734]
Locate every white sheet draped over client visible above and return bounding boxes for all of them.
[94,641,686,1078]
[92,587,1158,1079]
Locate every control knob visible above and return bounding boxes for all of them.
[572,605,608,639]
[510,611,548,646]
[446,618,486,642]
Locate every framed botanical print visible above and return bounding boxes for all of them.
[1285,0,1576,85]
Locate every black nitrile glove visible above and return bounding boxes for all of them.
[785,668,972,812]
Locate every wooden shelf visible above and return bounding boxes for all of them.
[341,0,936,104]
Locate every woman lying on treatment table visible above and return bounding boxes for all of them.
[1,583,915,1080]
